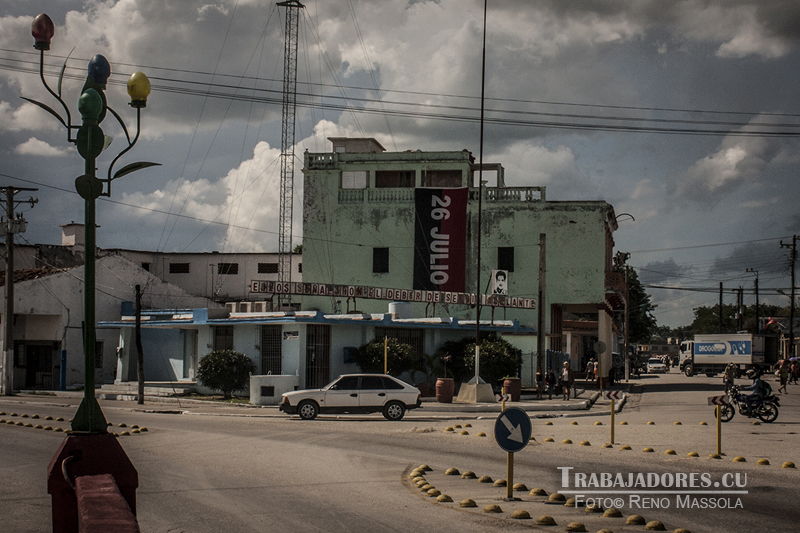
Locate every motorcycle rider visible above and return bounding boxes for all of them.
[740,368,767,415]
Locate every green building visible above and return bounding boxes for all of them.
[296,138,624,382]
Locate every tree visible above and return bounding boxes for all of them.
[435,334,522,385]
[613,258,658,344]
[197,350,255,399]
[686,303,787,335]
[353,338,417,377]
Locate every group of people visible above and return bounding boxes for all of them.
[535,361,576,401]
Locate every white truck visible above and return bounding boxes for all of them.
[679,333,779,377]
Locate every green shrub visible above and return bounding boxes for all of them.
[353,339,417,377]
[436,334,522,385]
[197,350,255,399]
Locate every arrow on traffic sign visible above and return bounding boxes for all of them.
[496,393,511,402]
[605,390,624,400]
[500,413,524,443]
[708,395,730,406]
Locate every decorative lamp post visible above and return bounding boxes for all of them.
[23,15,159,435]
[24,14,158,530]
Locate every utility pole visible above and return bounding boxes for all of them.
[135,284,145,404]
[746,268,759,334]
[276,0,304,310]
[0,186,37,396]
[781,236,797,357]
[737,286,744,332]
[624,265,630,382]
[718,282,723,334]
[537,234,546,375]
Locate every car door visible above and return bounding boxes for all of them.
[323,376,360,410]
[358,375,387,411]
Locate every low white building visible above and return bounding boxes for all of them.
[102,308,536,403]
[0,255,218,390]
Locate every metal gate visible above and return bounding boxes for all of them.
[305,324,330,388]
[260,325,282,375]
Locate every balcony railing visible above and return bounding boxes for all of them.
[339,186,546,203]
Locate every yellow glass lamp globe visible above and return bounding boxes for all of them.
[127,72,150,108]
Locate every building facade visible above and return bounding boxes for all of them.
[299,138,625,380]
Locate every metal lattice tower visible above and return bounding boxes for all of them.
[277,0,303,308]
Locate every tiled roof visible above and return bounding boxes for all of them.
[0,266,66,287]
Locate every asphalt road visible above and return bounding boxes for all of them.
[1,371,797,532]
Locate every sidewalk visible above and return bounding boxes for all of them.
[11,382,632,418]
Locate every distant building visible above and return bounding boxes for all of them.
[299,138,625,383]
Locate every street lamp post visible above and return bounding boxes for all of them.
[26,13,158,530]
[26,13,158,434]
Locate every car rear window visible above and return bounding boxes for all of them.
[382,377,405,390]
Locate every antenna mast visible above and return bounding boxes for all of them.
[277,0,303,309]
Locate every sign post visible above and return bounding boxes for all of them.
[708,395,729,456]
[605,390,624,444]
[494,407,532,500]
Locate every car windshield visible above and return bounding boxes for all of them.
[648,359,663,364]
[323,376,358,390]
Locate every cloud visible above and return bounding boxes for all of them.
[0,102,63,133]
[117,119,354,252]
[14,137,69,157]
[672,2,793,59]
[638,258,692,285]
[670,116,792,204]
[493,141,599,198]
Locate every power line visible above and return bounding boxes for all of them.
[4,51,800,137]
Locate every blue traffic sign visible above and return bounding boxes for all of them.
[494,407,532,453]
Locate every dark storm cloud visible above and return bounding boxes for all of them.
[638,258,692,285]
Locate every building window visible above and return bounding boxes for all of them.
[214,326,234,351]
[298,263,302,273]
[375,170,414,188]
[169,262,190,274]
[141,262,150,272]
[421,169,462,188]
[498,247,514,272]
[258,263,279,274]
[341,170,367,189]
[373,248,389,274]
[217,263,239,275]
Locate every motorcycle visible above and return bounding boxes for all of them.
[718,385,779,423]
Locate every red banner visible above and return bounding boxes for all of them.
[413,188,467,292]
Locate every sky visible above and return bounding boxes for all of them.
[1,0,799,328]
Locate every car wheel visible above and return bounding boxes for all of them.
[383,401,406,421]
[298,400,319,420]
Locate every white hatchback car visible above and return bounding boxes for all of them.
[646,358,668,374]
[279,374,422,420]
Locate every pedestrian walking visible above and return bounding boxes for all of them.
[535,370,544,399]
[560,361,575,400]
[723,362,737,393]
[545,368,556,400]
[778,361,789,394]
[585,358,595,382]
